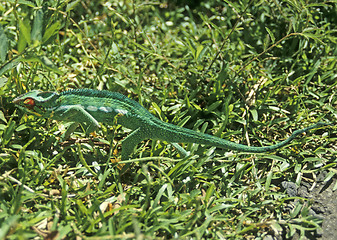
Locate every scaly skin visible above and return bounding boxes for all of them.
[13,89,328,160]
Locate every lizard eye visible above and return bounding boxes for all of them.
[23,98,35,109]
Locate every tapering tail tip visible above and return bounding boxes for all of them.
[314,122,332,128]
[304,122,331,132]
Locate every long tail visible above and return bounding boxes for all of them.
[152,121,329,153]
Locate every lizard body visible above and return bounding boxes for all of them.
[13,89,327,160]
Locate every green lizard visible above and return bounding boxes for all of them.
[13,89,328,160]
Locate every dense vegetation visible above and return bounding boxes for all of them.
[0,0,336,239]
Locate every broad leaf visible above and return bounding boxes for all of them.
[31,9,44,45]
[66,0,81,12]
[42,22,61,43]
[0,110,6,123]
[0,59,20,76]
[0,25,8,62]
[18,18,31,45]
[39,56,63,74]
[22,55,62,74]
[0,77,8,88]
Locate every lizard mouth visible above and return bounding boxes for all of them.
[12,97,22,104]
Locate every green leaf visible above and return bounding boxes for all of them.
[0,216,20,240]
[0,77,8,88]
[177,116,191,127]
[7,0,36,7]
[0,59,20,76]
[265,27,275,43]
[207,100,222,112]
[0,25,8,62]
[2,119,15,146]
[17,30,27,53]
[324,171,335,183]
[22,55,63,74]
[42,22,61,43]
[195,44,204,61]
[300,32,324,44]
[31,9,44,45]
[39,56,62,74]
[15,124,29,132]
[290,202,303,218]
[265,171,273,191]
[249,109,258,121]
[18,18,31,45]
[152,184,167,209]
[184,38,196,59]
[0,110,7,123]
[205,183,215,202]
[66,0,81,12]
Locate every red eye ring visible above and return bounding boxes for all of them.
[23,98,35,109]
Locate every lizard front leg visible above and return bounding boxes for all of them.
[61,122,79,140]
[55,105,100,134]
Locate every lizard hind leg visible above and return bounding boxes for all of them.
[121,127,146,160]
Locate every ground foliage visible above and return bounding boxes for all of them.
[0,0,336,239]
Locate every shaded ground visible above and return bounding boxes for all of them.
[282,172,337,240]
[318,180,337,240]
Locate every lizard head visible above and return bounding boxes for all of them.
[13,90,59,117]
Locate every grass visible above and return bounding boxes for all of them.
[0,0,336,239]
